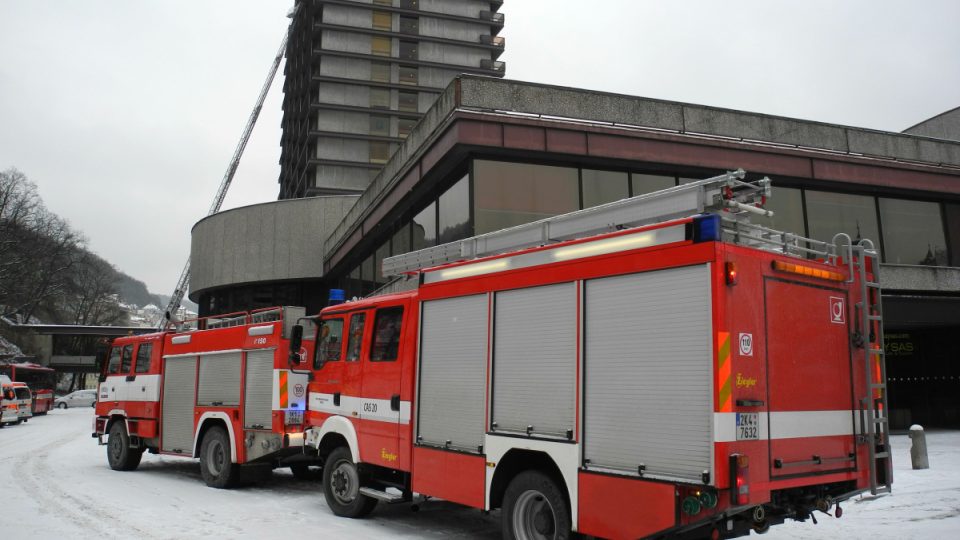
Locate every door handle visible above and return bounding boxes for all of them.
[390,394,400,412]
[125,375,136,382]
[333,392,341,407]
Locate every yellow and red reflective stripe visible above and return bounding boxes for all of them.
[717,332,732,412]
[279,370,289,408]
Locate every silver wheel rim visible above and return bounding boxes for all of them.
[329,458,359,505]
[109,430,123,461]
[512,489,557,540]
[207,439,226,476]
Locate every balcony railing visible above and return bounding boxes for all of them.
[479,11,505,24]
[480,35,505,48]
[480,59,505,72]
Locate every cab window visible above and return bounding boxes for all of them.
[135,343,153,373]
[346,313,366,362]
[120,344,134,373]
[370,307,403,362]
[315,318,344,368]
[107,347,122,373]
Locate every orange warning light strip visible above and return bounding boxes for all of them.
[771,260,845,282]
[717,332,732,412]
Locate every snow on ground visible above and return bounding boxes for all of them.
[2,409,958,539]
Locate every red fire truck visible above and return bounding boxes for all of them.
[0,362,56,414]
[296,171,891,539]
[92,307,319,486]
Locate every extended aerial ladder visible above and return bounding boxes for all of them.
[161,25,291,326]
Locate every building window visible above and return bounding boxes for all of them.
[372,36,392,57]
[362,255,375,293]
[438,174,471,244]
[473,160,579,235]
[369,114,390,136]
[370,141,391,163]
[371,61,391,82]
[879,198,948,266]
[372,11,392,31]
[392,222,411,256]
[412,201,436,250]
[373,0,393,5]
[398,117,417,137]
[751,186,806,237]
[400,0,418,10]
[399,41,418,61]
[805,191,881,255]
[369,87,390,109]
[375,240,391,284]
[398,91,418,112]
[581,169,628,209]
[399,16,418,35]
[399,65,418,85]
[630,173,676,196]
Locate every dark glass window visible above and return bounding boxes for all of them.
[369,114,390,136]
[630,173,676,196]
[400,0,418,9]
[751,186,806,237]
[346,313,366,362]
[398,91,418,112]
[879,198,947,265]
[375,240,390,284]
[399,16,418,34]
[371,307,404,362]
[371,61,391,83]
[372,11,392,30]
[399,41,418,60]
[369,88,390,109]
[473,160,579,235]
[362,255,375,292]
[412,201,436,250]
[315,318,344,368]
[134,343,152,374]
[107,347,122,374]
[581,169,628,209]
[805,191,881,253]
[392,222,411,256]
[399,65,418,85]
[120,345,134,373]
[398,117,416,137]
[947,203,960,267]
[678,176,702,184]
[370,141,390,163]
[438,174,471,244]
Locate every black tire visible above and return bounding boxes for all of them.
[502,471,571,540]
[107,421,143,471]
[322,446,377,518]
[57,402,67,409]
[199,426,238,489]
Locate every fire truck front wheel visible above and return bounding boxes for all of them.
[502,471,571,540]
[322,446,377,518]
[107,421,142,471]
[199,426,239,489]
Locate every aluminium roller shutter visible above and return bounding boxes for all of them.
[161,356,198,453]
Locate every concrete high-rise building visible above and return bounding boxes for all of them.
[279,0,505,199]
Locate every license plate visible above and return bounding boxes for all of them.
[285,410,304,425]
[736,413,759,440]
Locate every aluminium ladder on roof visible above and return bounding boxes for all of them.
[382,169,772,277]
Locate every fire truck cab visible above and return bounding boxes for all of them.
[0,376,18,427]
[298,171,892,539]
[94,307,321,487]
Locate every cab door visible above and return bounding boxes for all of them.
[342,310,370,442]
[359,303,406,470]
[309,315,347,423]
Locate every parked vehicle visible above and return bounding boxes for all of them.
[92,307,317,486]
[0,362,56,414]
[11,382,32,423]
[55,389,98,409]
[1,376,19,427]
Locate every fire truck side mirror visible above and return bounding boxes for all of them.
[288,324,304,366]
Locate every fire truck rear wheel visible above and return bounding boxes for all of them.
[322,446,377,518]
[200,426,238,489]
[502,471,571,540]
[107,421,142,471]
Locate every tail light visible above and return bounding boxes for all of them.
[725,262,738,285]
[730,454,750,505]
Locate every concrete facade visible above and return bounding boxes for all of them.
[278,0,505,199]
[904,106,960,142]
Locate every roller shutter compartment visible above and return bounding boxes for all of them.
[417,294,487,453]
[492,282,576,438]
[244,350,275,429]
[197,352,242,407]
[584,264,713,483]
[162,356,198,453]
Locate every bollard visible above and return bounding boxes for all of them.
[909,424,929,470]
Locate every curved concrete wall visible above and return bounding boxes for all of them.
[904,106,960,141]
[189,195,358,300]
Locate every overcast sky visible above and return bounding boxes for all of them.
[1,0,958,295]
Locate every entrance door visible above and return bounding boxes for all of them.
[765,278,857,478]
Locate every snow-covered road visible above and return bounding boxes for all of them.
[2,408,958,539]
